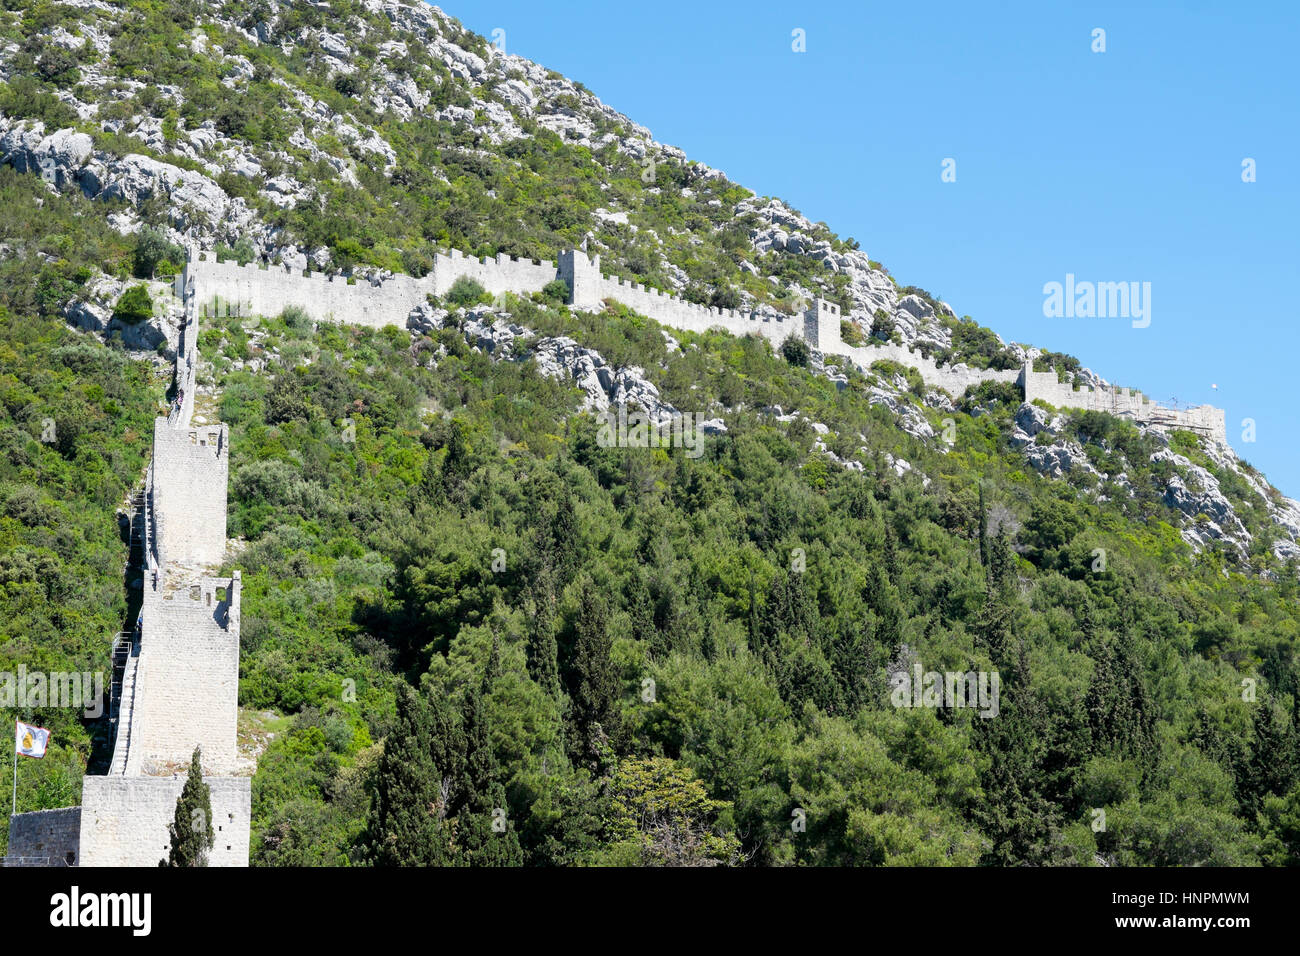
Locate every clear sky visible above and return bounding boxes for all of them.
[449,1,1300,493]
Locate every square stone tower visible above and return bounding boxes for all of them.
[558,248,603,310]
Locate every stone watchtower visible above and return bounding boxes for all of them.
[804,298,842,351]
[558,248,603,311]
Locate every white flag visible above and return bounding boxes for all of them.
[15,721,49,759]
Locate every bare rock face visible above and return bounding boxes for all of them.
[1010,402,1066,445]
[62,273,122,334]
[1151,448,1249,549]
[0,123,94,189]
[60,274,181,356]
[0,117,263,248]
[1022,439,1100,481]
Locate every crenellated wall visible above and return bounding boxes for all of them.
[434,247,557,299]
[1023,365,1227,444]
[561,247,808,352]
[183,246,1227,446]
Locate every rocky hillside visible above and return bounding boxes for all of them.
[4,0,1300,868]
[3,0,1298,574]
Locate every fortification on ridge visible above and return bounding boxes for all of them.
[182,245,1227,446]
[5,273,251,869]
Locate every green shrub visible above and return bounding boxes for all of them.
[870,311,896,341]
[541,279,570,303]
[215,239,256,266]
[446,276,490,308]
[781,334,810,367]
[280,305,314,337]
[133,226,184,280]
[111,284,153,325]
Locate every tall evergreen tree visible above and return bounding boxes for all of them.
[369,684,444,866]
[863,561,903,656]
[526,594,562,697]
[881,524,899,583]
[456,683,523,865]
[163,746,214,867]
[427,686,466,820]
[977,483,990,568]
[567,586,623,765]
[1084,633,1156,763]
[1240,699,1300,818]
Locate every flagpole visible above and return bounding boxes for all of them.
[11,734,16,817]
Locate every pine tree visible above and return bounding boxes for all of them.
[369,683,444,866]
[163,746,214,867]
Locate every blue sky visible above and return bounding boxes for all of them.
[451,1,1300,493]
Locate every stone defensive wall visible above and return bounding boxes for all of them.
[7,275,251,868]
[149,419,228,569]
[562,249,804,353]
[79,775,250,867]
[185,247,560,327]
[4,807,82,867]
[183,244,1226,446]
[124,571,241,778]
[1023,365,1227,444]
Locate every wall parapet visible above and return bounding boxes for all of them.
[183,245,1227,446]
[1022,365,1227,444]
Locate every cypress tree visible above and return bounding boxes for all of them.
[627,571,659,656]
[881,524,899,583]
[977,484,989,568]
[987,530,1015,592]
[567,586,623,764]
[456,684,523,866]
[163,746,214,867]
[428,685,466,816]
[1084,634,1155,763]
[369,683,444,866]
[526,591,561,697]
[1241,700,1300,817]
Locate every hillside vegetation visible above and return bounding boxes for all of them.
[0,0,1298,866]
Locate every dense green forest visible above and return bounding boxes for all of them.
[2,168,1299,865]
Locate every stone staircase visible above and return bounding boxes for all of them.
[107,632,139,776]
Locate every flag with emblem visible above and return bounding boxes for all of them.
[15,720,49,759]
